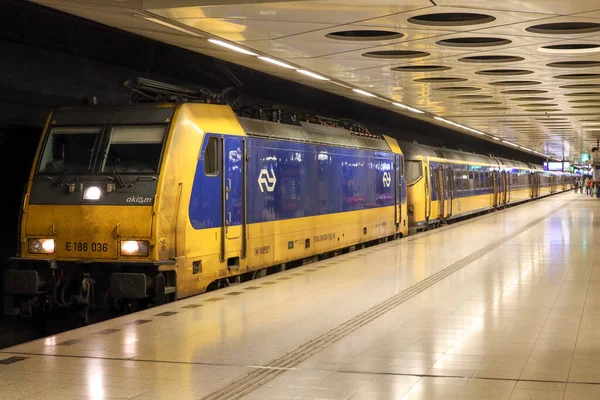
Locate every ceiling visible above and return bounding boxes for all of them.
[28,0,600,163]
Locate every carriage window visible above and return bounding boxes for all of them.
[468,171,475,191]
[204,137,219,176]
[406,160,422,185]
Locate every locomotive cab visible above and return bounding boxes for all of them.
[5,105,178,316]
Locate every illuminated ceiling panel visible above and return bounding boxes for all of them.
[29,0,600,161]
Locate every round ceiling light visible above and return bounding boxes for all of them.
[489,80,542,86]
[519,103,559,107]
[564,92,600,96]
[560,83,600,89]
[362,50,430,59]
[459,55,524,63]
[501,89,548,94]
[510,97,554,101]
[526,22,600,35]
[408,12,495,26]
[326,30,404,41]
[554,73,600,80]
[437,37,511,47]
[392,65,451,72]
[547,60,600,68]
[524,109,561,112]
[476,69,533,76]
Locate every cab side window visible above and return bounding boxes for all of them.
[204,137,219,176]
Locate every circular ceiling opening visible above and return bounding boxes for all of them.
[392,65,451,72]
[433,86,482,91]
[510,97,554,101]
[560,83,600,88]
[564,92,600,96]
[489,80,542,86]
[476,69,533,76]
[414,77,468,83]
[448,94,493,99]
[459,55,524,63]
[569,99,600,103]
[524,109,561,112]
[539,44,600,54]
[573,105,600,108]
[437,37,511,47]
[535,118,567,120]
[519,103,559,107]
[462,101,502,105]
[326,30,404,41]
[526,22,600,35]
[555,73,600,79]
[501,89,548,94]
[362,50,430,59]
[408,12,495,27]
[547,60,600,68]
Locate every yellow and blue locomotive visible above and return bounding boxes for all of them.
[4,102,408,315]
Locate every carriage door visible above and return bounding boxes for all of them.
[492,171,499,208]
[436,166,446,219]
[221,136,244,266]
[394,155,401,231]
[424,164,431,222]
[445,166,454,218]
[501,171,508,206]
[507,172,512,204]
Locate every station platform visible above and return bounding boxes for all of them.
[2,191,600,400]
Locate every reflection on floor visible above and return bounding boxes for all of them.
[2,192,599,399]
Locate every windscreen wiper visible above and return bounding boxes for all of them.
[101,151,128,188]
[54,149,92,187]
[111,160,128,188]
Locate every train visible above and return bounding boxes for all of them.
[3,101,575,317]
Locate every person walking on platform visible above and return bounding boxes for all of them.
[581,178,585,193]
[575,179,579,193]
[585,177,590,195]
[591,179,596,197]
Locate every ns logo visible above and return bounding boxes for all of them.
[258,168,277,192]
[382,171,392,188]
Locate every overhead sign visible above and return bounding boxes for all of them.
[581,153,590,163]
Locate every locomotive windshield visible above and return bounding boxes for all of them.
[101,125,166,173]
[37,124,167,175]
[38,126,101,173]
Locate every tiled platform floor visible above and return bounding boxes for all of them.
[2,191,598,399]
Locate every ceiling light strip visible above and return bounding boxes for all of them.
[257,57,295,69]
[393,102,425,114]
[352,89,377,97]
[208,39,257,56]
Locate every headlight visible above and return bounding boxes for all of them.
[120,240,149,256]
[28,238,55,254]
[83,186,102,200]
